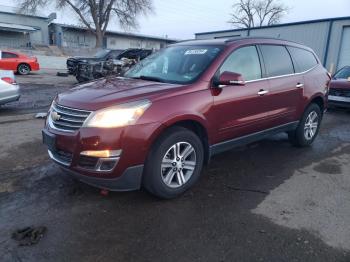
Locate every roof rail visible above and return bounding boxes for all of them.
[224,36,302,45]
[225,36,281,43]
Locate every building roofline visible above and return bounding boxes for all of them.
[195,16,350,36]
[51,23,178,42]
[0,10,49,20]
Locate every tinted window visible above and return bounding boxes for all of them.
[334,66,350,79]
[93,49,110,58]
[219,46,262,81]
[2,52,18,58]
[260,45,294,77]
[108,50,122,59]
[288,47,318,73]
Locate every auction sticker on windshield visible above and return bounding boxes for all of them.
[184,49,208,55]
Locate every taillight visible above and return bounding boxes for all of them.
[1,77,16,85]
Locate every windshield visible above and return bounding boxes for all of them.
[94,49,110,58]
[125,45,223,84]
[334,66,350,79]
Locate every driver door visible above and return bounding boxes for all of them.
[210,45,271,143]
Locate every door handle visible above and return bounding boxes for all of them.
[258,89,269,96]
[296,83,304,88]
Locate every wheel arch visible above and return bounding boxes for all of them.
[148,116,210,165]
[309,94,325,114]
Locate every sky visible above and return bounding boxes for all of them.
[1,0,350,39]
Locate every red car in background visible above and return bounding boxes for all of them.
[0,50,40,75]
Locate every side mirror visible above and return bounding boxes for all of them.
[218,71,245,87]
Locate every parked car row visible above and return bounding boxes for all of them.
[43,37,331,199]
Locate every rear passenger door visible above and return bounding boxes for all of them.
[258,45,304,129]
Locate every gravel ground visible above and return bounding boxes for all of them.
[0,107,349,262]
[0,68,350,261]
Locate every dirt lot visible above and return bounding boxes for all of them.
[0,74,350,261]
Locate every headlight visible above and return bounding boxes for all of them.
[83,100,151,128]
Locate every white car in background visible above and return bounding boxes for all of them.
[0,70,20,105]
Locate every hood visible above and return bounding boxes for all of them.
[56,77,182,111]
[68,56,104,62]
[330,79,350,90]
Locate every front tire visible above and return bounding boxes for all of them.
[143,126,204,199]
[288,103,322,147]
[17,63,31,75]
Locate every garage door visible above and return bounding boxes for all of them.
[338,27,350,69]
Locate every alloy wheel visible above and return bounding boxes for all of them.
[160,142,197,188]
[19,64,30,75]
[304,111,319,140]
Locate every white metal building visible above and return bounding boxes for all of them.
[0,5,55,48]
[49,23,176,51]
[195,17,350,71]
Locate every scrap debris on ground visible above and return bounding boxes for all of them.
[12,226,47,246]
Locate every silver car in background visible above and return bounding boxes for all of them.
[0,70,20,105]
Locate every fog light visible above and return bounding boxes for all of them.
[80,150,121,158]
[98,159,119,171]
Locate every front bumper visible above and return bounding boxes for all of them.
[42,120,161,191]
[328,95,350,108]
[61,164,144,191]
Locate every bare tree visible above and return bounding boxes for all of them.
[17,0,153,48]
[228,0,288,28]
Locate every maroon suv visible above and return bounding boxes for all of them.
[43,37,330,199]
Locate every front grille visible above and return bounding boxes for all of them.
[49,149,73,166]
[50,103,91,132]
[329,88,350,97]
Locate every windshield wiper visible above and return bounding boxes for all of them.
[132,75,165,83]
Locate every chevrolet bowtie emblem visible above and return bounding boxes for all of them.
[51,111,61,121]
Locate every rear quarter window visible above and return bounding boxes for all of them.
[287,47,318,73]
[2,52,18,59]
[260,45,294,77]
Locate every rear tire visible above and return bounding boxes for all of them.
[288,103,322,147]
[17,63,31,75]
[143,126,204,199]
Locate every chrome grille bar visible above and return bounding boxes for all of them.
[49,103,92,132]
